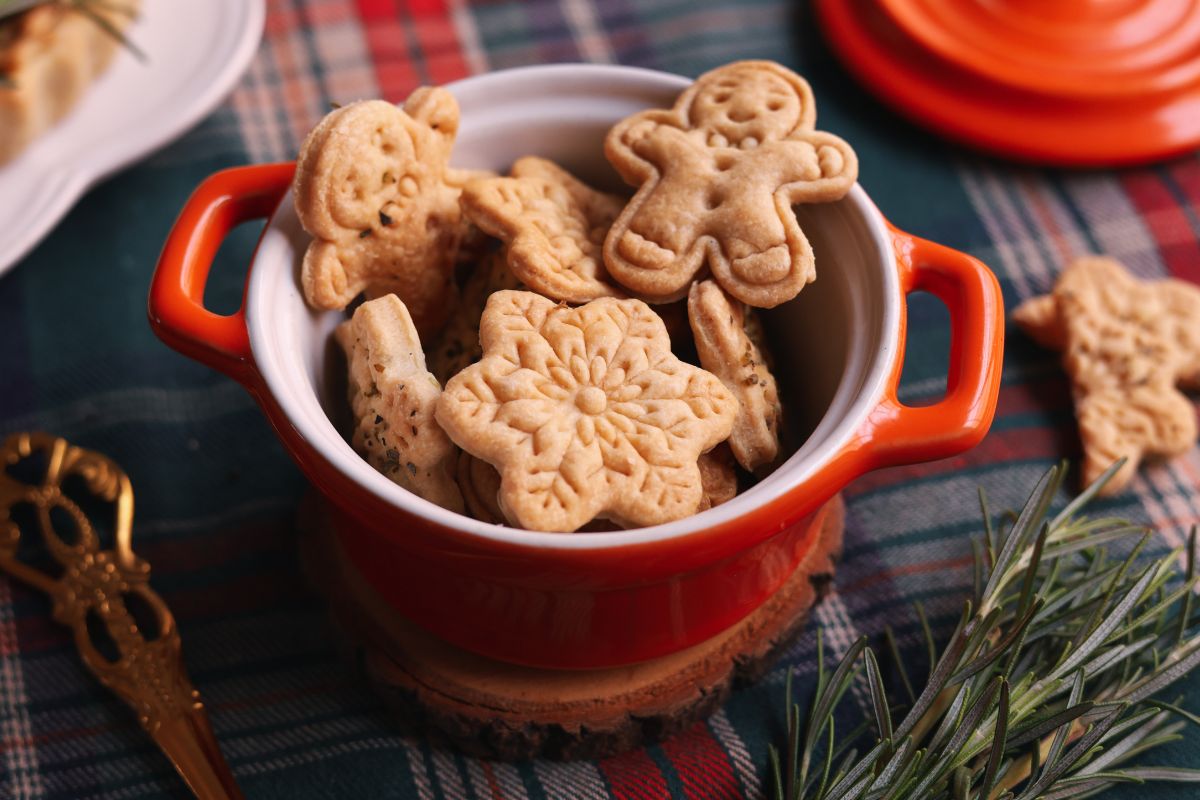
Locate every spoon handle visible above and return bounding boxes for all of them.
[0,433,245,800]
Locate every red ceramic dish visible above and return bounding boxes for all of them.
[148,65,1004,669]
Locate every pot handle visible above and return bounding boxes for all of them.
[862,229,1005,468]
[148,163,296,382]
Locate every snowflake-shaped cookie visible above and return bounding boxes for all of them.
[1014,256,1200,494]
[294,89,478,335]
[604,60,857,307]
[460,157,627,303]
[435,291,738,531]
[336,294,463,512]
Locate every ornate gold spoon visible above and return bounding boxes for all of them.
[0,432,244,800]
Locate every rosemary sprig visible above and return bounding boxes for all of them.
[771,462,1200,800]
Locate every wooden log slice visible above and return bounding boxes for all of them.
[300,493,844,761]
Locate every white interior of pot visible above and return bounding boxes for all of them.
[246,65,899,548]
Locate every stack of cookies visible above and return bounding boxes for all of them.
[293,60,858,533]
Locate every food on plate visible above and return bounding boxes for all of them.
[1013,256,1200,495]
[0,0,141,164]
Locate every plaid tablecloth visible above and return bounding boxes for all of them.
[3,1,1200,798]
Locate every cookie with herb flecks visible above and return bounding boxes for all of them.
[294,90,489,336]
[428,253,524,385]
[688,280,782,472]
[336,294,463,512]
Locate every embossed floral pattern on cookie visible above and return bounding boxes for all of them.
[1014,256,1200,494]
[460,157,627,303]
[435,291,738,532]
[604,60,857,307]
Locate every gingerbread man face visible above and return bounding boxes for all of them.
[688,64,812,148]
[603,60,857,308]
[293,89,474,336]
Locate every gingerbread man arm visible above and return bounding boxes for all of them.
[605,109,706,183]
[775,131,858,204]
[1012,294,1068,351]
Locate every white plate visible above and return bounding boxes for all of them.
[0,0,265,275]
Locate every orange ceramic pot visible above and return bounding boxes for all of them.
[148,65,1004,669]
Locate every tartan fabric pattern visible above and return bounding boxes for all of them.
[2,0,1199,797]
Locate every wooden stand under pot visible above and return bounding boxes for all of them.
[299,493,845,761]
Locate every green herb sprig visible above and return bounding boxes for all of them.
[771,461,1200,800]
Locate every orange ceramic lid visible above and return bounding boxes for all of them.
[815,0,1200,166]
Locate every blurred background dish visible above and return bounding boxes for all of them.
[0,0,264,276]
[816,0,1200,166]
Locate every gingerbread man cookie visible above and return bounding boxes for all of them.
[1013,256,1200,495]
[461,157,627,303]
[435,291,738,532]
[336,294,463,512]
[688,280,782,472]
[294,89,480,335]
[603,60,857,307]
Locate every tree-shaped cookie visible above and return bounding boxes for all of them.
[294,89,476,336]
[336,294,463,512]
[460,157,627,303]
[1013,256,1200,495]
[435,291,738,532]
[603,60,857,307]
